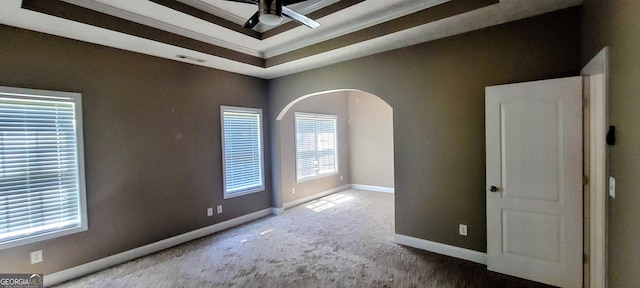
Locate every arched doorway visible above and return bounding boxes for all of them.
[271,89,394,213]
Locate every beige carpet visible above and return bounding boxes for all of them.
[54,189,553,288]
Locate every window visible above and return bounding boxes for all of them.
[0,86,87,250]
[295,113,338,181]
[221,106,264,198]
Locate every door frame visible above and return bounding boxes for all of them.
[581,47,609,288]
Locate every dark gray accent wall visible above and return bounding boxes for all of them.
[0,25,271,274]
[268,8,581,252]
[581,1,640,287]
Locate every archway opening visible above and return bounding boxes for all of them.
[273,88,395,222]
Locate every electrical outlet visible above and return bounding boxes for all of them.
[217,205,222,214]
[207,208,213,216]
[340,175,343,181]
[459,224,468,236]
[31,250,43,264]
[291,188,295,194]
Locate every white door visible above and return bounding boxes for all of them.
[486,77,583,287]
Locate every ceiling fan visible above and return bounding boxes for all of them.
[223,0,320,29]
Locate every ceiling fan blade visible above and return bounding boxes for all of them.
[282,6,319,28]
[282,0,309,5]
[223,0,258,4]
[243,11,261,29]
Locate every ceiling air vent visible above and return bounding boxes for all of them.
[176,54,207,63]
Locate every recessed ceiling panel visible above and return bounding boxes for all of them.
[180,0,340,32]
[2,0,583,79]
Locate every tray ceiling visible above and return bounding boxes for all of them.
[1,0,582,79]
[178,0,341,32]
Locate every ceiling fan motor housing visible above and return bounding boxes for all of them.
[259,0,283,25]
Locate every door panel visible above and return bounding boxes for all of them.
[503,210,561,262]
[502,98,559,202]
[486,77,582,288]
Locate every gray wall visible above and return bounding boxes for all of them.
[269,8,581,252]
[0,25,271,274]
[581,1,640,287]
[279,91,351,204]
[348,91,394,188]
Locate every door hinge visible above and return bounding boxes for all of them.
[583,175,589,186]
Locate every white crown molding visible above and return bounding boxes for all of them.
[62,0,264,57]
[294,0,340,14]
[0,0,270,78]
[258,0,340,33]
[262,0,451,58]
[179,0,271,32]
[179,0,248,25]
[61,0,453,59]
[261,0,583,78]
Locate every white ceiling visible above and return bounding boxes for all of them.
[0,0,582,79]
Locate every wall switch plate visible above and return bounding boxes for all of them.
[291,188,295,194]
[609,176,616,198]
[459,224,468,236]
[340,175,343,181]
[217,205,223,214]
[207,208,213,216]
[31,250,43,264]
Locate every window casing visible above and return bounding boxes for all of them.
[295,113,338,182]
[221,106,264,199]
[0,86,87,250]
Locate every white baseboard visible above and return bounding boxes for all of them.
[44,208,273,287]
[393,234,487,265]
[283,184,351,209]
[351,184,394,193]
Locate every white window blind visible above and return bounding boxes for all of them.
[0,86,87,250]
[295,113,338,181]
[221,106,264,198]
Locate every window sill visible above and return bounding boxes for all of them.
[223,187,265,199]
[0,225,87,251]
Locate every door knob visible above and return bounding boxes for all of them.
[489,186,499,192]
